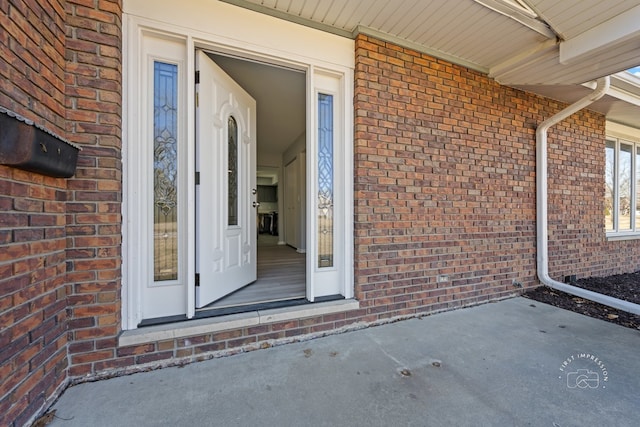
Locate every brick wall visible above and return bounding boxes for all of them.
[1,1,122,425]
[3,8,640,425]
[60,34,640,382]
[353,35,542,313]
[352,34,640,312]
[0,1,69,426]
[64,0,123,378]
[546,112,640,276]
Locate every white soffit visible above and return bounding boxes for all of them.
[222,0,640,86]
[559,4,640,66]
[217,0,640,128]
[515,72,640,129]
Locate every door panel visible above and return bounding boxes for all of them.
[285,159,298,248]
[196,50,257,308]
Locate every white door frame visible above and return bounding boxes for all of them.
[122,1,354,330]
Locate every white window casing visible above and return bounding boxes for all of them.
[605,121,640,240]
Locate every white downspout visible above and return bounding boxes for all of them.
[536,76,640,315]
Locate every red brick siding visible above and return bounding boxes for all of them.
[3,8,640,425]
[0,0,67,132]
[546,113,640,276]
[64,34,639,382]
[353,34,640,308]
[0,2,69,426]
[64,0,123,379]
[354,35,540,314]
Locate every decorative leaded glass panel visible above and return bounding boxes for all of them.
[228,116,238,226]
[318,93,334,268]
[153,62,178,281]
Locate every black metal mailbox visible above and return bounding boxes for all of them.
[0,106,80,178]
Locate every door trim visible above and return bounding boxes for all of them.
[122,7,354,330]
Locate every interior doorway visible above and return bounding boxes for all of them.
[197,51,307,313]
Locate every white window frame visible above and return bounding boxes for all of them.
[605,122,640,240]
[122,1,354,330]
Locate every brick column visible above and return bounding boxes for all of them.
[64,0,123,377]
[0,1,70,426]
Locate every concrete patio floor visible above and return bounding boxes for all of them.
[48,297,639,426]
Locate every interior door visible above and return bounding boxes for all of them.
[195,50,257,308]
[285,158,298,248]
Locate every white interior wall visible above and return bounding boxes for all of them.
[283,132,307,251]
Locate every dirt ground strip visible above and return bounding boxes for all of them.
[523,271,640,330]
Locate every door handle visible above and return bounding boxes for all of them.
[253,201,260,208]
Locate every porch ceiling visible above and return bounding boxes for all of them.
[222,0,640,128]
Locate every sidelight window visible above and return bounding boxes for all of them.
[317,93,334,268]
[153,61,179,281]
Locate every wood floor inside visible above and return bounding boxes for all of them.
[200,234,306,310]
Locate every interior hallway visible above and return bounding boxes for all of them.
[201,234,306,310]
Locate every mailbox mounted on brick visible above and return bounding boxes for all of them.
[0,106,81,178]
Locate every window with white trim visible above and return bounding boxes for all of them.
[605,137,640,235]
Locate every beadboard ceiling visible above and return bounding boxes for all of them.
[221,0,640,129]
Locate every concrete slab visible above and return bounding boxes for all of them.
[49,298,640,426]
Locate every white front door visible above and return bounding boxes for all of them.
[195,50,257,308]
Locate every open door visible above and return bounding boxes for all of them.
[195,50,257,308]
